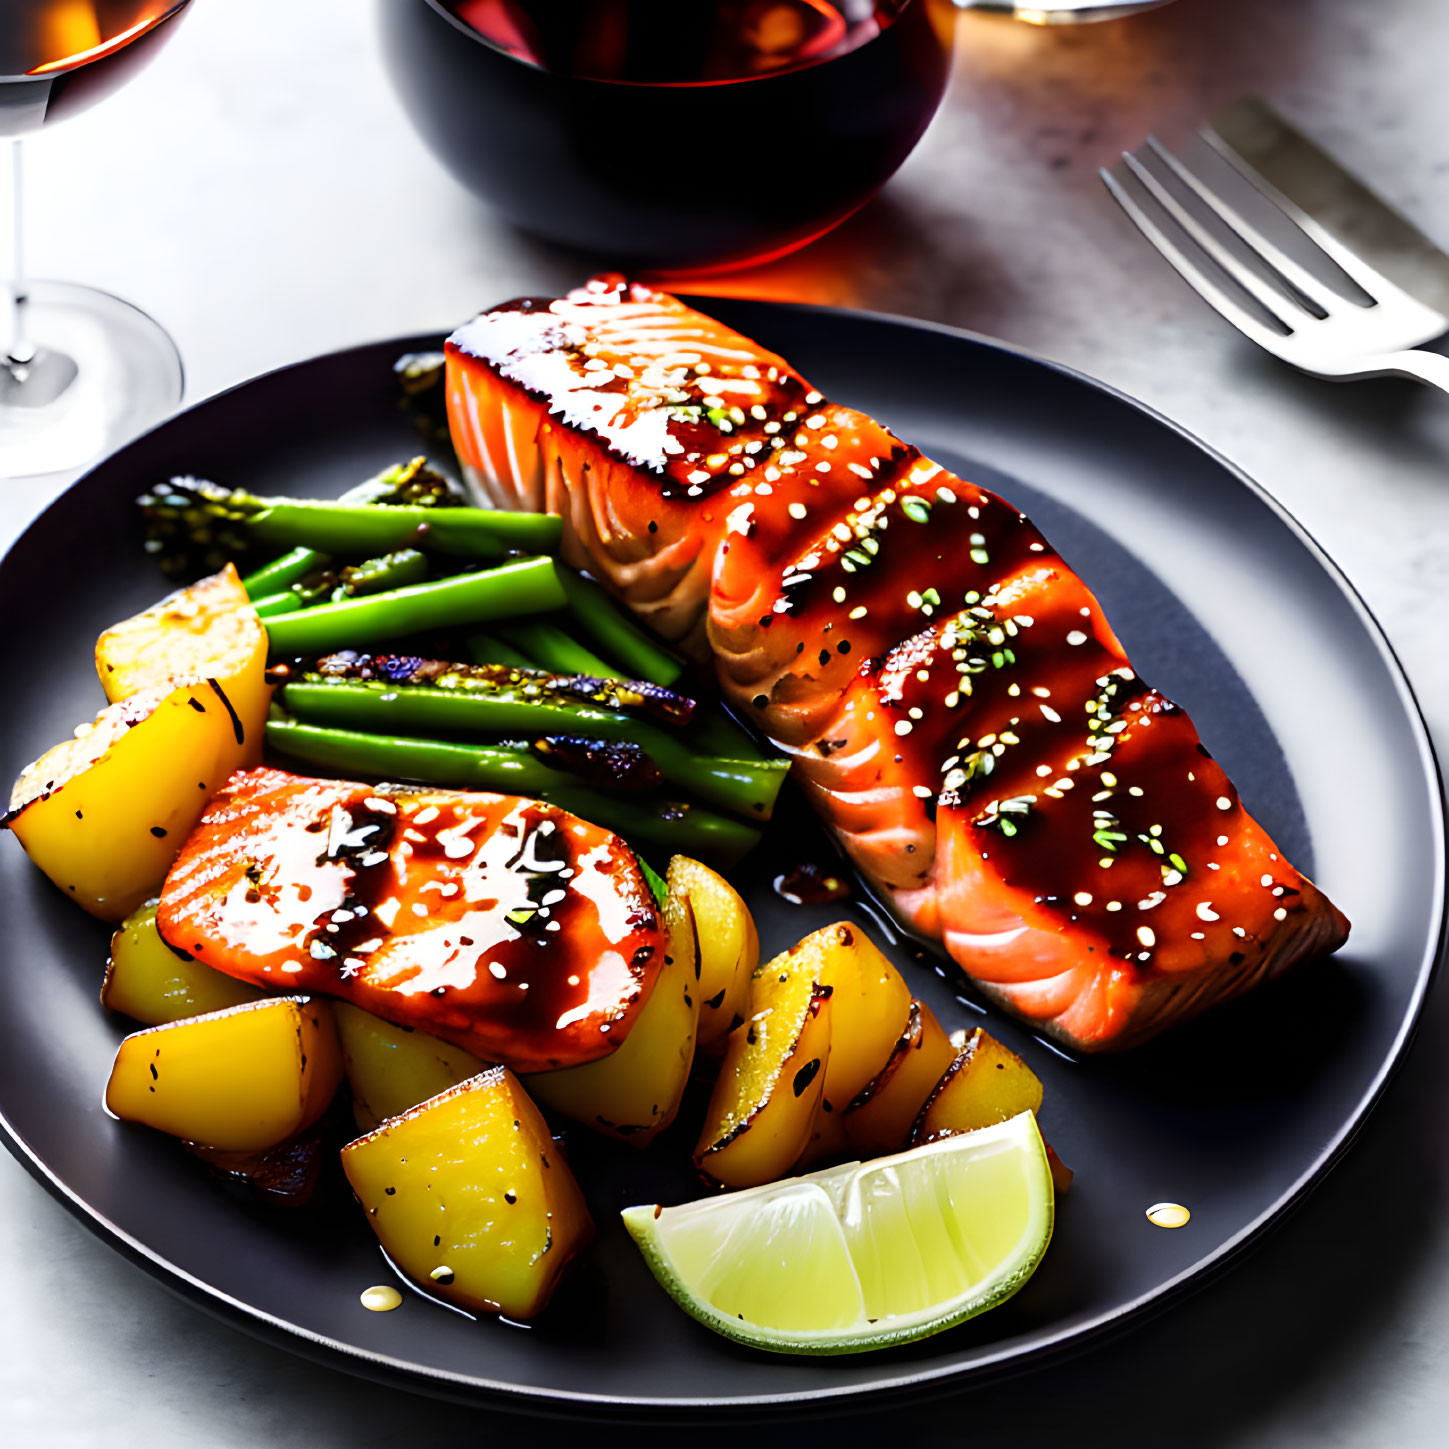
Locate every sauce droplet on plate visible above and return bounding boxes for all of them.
[1146,1202,1191,1229]
[774,862,852,906]
[361,1284,403,1311]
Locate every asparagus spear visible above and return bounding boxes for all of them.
[245,500,560,560]
[556,569,684,686]
[265,558,566,657]
[281,678,788,819]
[310,651,697,726]
[141,456,465,580]
[464,633,534,670]
[240,546,326,599]
[265,719,761,864]
[494,620,617,679]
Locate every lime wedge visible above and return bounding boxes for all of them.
[622,1111,1053,1355]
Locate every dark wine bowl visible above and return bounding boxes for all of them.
[377,0,956,273]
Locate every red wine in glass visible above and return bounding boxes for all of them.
[381,0,953,271]
[449,0,903,81]
[0,1,191,479]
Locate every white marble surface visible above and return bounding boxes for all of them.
[2,0,1447,1444]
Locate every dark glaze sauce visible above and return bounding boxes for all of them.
[943,691,1299,973]
[773,862,852,906]
[158,768,663,1072]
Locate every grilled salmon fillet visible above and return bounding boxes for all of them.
[444,276,1349,1052]
[158,766,664,1072]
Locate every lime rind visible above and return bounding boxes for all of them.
[622,1112,1054,1356]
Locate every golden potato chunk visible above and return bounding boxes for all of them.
[334,1001,490,1134]
[341,1067,593,1319]
[6,678,260,920]
[840,999,956,1158]
[912,1028,1045,1144]
[801,921,914,1116]
[105,996,342,1151]
[695,952,832,1189]
[671,856,758,1051]
[95,564,270,762]
[527,863,699,1145]
[102,901,264,1025]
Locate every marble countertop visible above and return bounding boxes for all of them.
[2,0,1446,1444]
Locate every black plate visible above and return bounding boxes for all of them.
[0,300,1442,1417]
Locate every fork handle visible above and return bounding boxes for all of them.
[1373,349,1449,396]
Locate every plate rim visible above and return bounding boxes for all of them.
[0,298,1443,1417]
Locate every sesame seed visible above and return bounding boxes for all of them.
[788,502,808,520]
[1216,796,1232,811]
[894,720,913,736]
[1137,926,1156,948]
[1066,630,1087,646]
[1196,902,1219,922]
[1074,891,1092,906]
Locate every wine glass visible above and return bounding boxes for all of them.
[380,0,956,273]
[0,1,190,481]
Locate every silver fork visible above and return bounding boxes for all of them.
[1101,134,1449,394]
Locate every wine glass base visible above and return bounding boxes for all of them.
[0,280,183,481]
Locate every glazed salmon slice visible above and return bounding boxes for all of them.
[793,562,1130,898]
[443,277,1350,1052]
[930,690,1347,1046]
[158,766,665,1073]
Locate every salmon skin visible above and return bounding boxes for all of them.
[444,276,1350,1052]
[158,766,664,1073]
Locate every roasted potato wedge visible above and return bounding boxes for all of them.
[527,863,699,1144]
[105,996,342,1151]
[334,1002,490,1134]
[342,1067,593,1319]
[671,856,757,1051]
[695,953,832,1189]
[6,678,260,920]
[912,1028,1072,1190]
[802,922,914,1116]
[102,900,265,1025]
[95,563,270,761]
[840,999,956,1158]
[911,1028,1044,1144]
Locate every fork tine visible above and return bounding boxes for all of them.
[1198,124,1431,306]
[1144,136,1358,314]
[1100,166,1289,352]
[1120,149,1312,329]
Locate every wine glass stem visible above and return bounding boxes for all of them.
[7,139,35,375]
